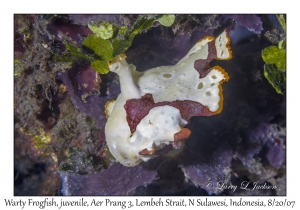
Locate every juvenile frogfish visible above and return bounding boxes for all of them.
[105,31,232,167]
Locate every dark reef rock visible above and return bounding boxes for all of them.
[69,14,139,28]
[57,63,120,129]
[226,15,263,35]
[60,157,162,195]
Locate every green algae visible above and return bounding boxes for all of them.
[264,63,286,94]
[57,15,174,74]
[118,26,126,36]
[71,16,158,73]
[88,23,114,40]
[261,15,286,94]
[262,45,286,94]
[277,14,286,32]
[82,34,114,61]
[64,41,89,60]
[262,45,286,71]
[158,15,175,27]
[91,59,110,74]
[278,39,286,51]
[112,17,156,56]
[54,41,89,62]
